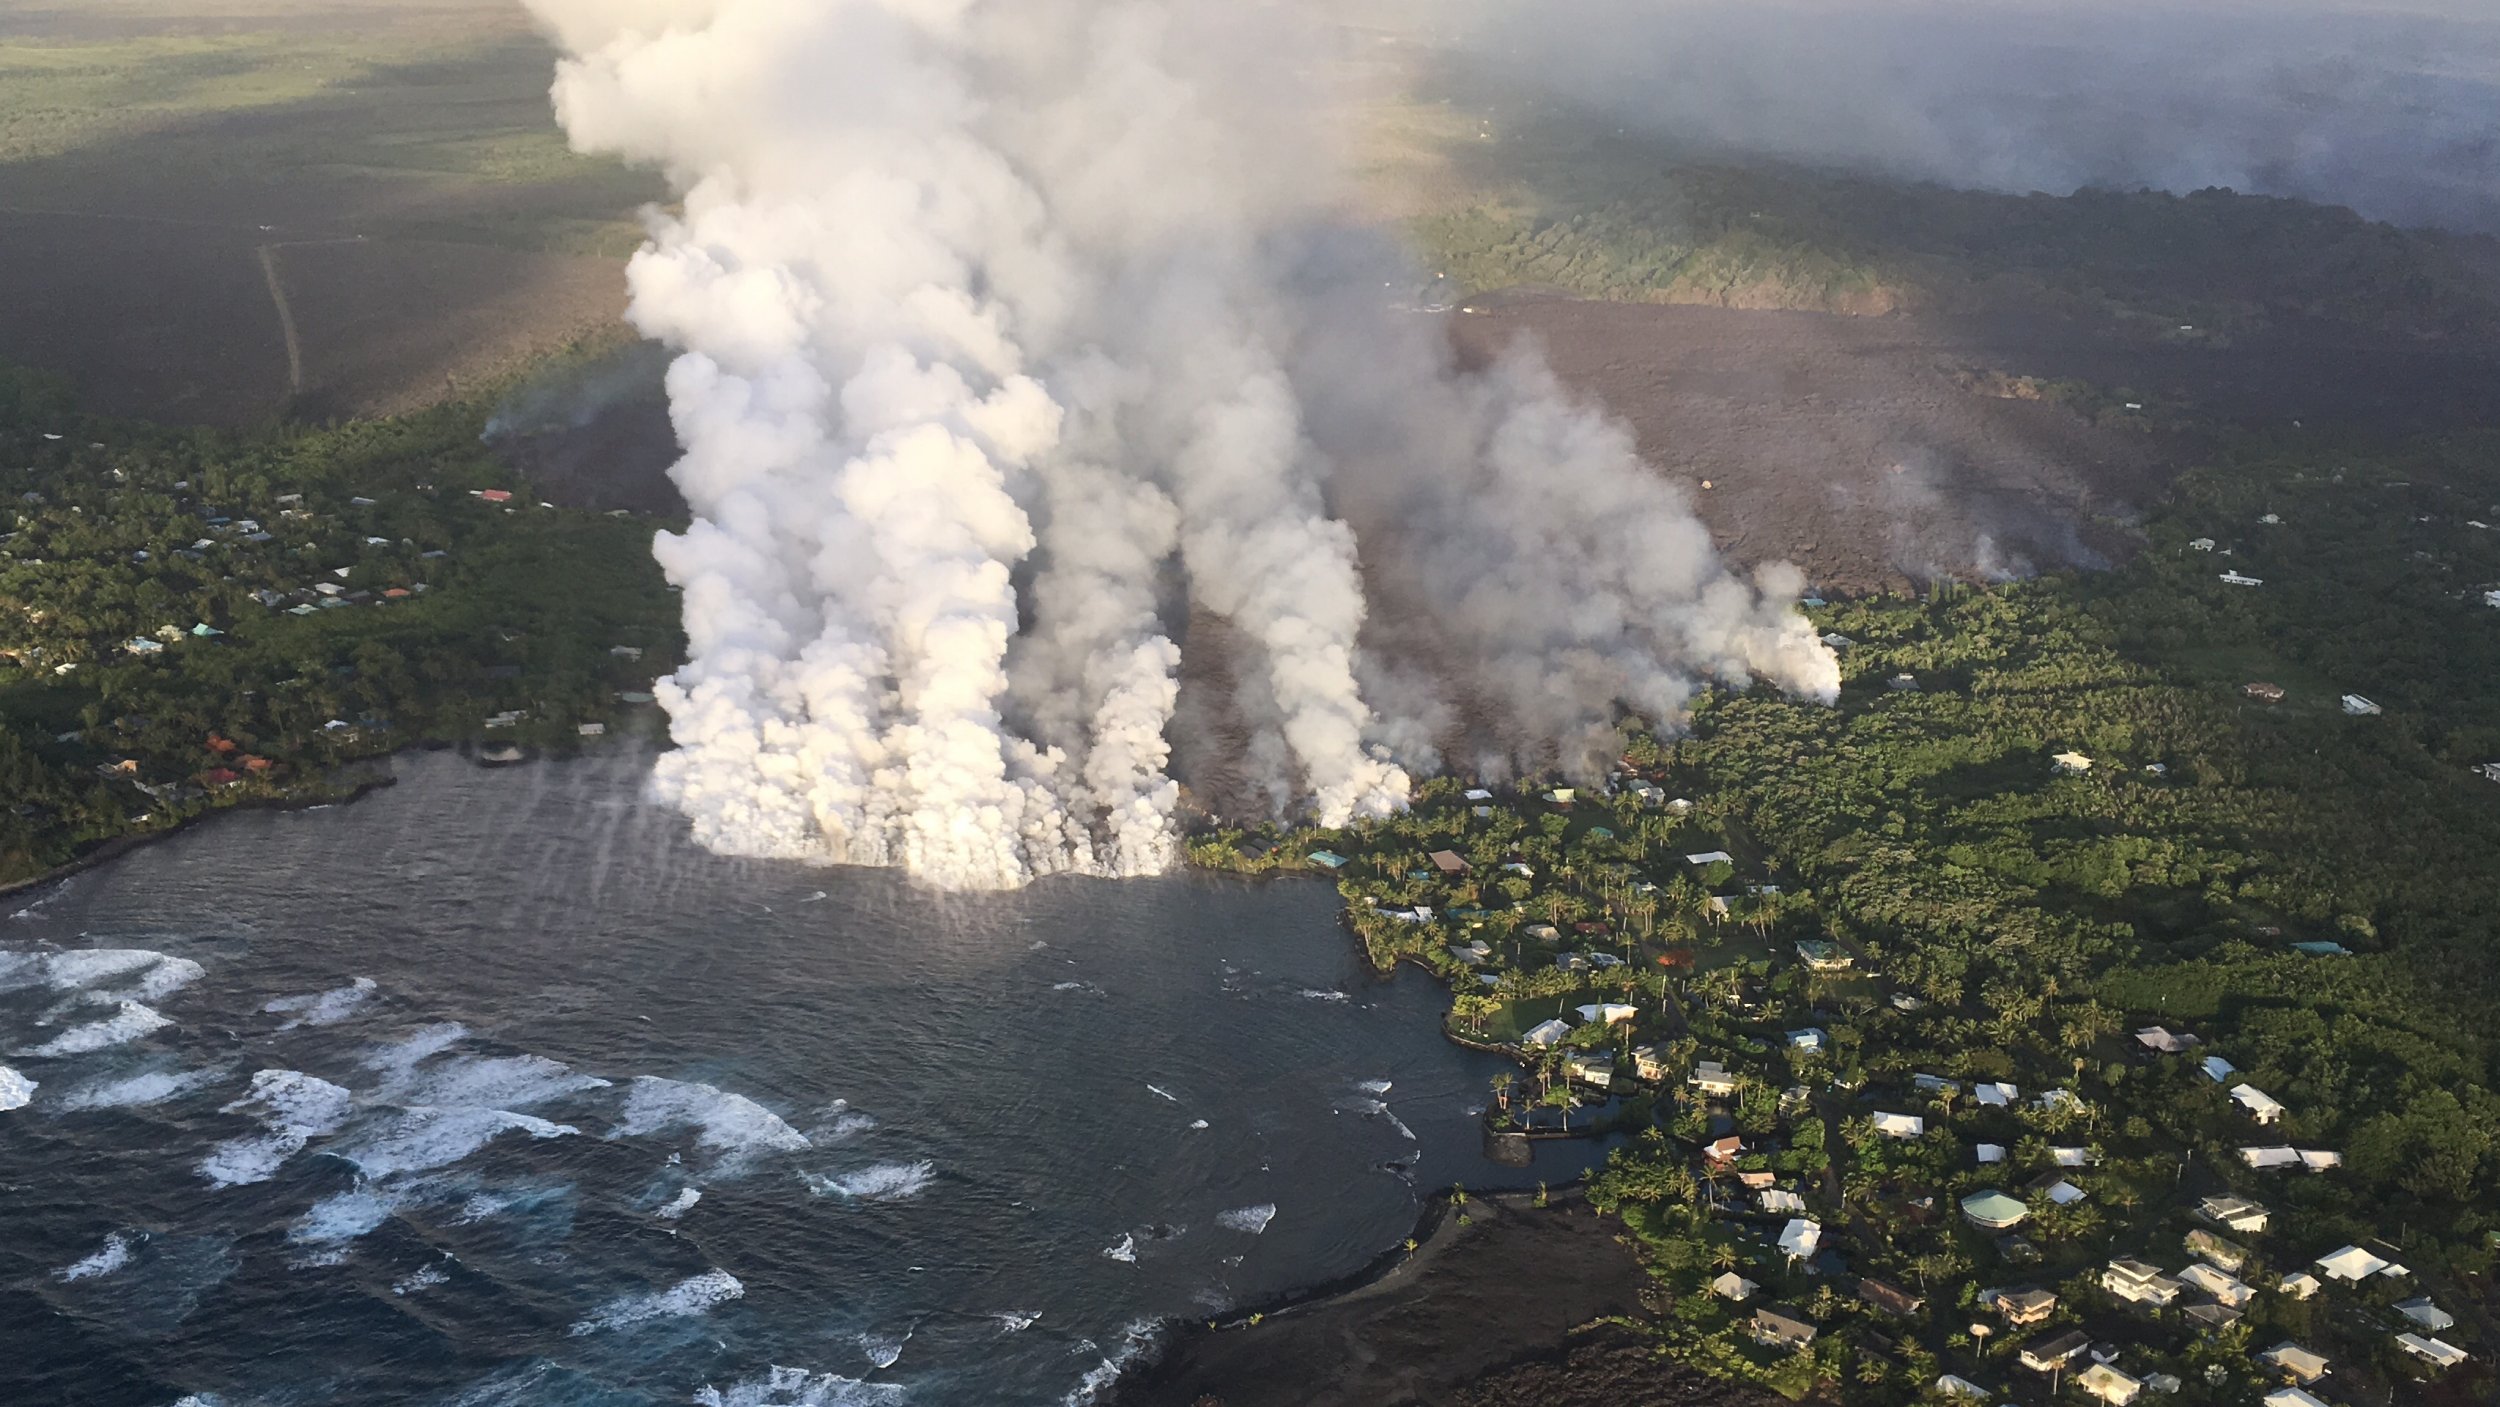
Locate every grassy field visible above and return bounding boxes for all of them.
[0,1,659,424]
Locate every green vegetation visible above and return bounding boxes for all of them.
[0,369,681,886]
[1203,431,2500,1403]
[1388,86,2500,340]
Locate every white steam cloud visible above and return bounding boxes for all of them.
[523,0,1837,890]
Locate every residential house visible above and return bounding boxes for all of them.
[1428,849,1469,874]
[1563,1052,1614,1086]
[1738,1169,1778,1190]
[1629,1046,1666,1082]
[1447,940,1493,966]
[1912,1073,1961,1097]
[1887,673,1920,692]
[2396,1335,2467,1369]
[1306,850,1349,869]
[2051,1146,2096,1168]
[2019,1329,2091,1374]
[2243,682,2286,703]
[1787,1027,1827,1052]
[1689,1061,1740,1096]
[2315,1245,2393,1283]
[2220,571,2264,587]
[1871,1112,1925,1139]
[2201,1055,2237,1082]
[1975,1143,2008,1165]
[1751,1306,1817,1351]
[2478,762,2500,783]
[1520,1019,1572,1050]
[2178,1262,2255,1308]
[2240,1146,2302,1170]
[1856,1278,1925,1317]
[1971,1080,2018,1107]
[1702,1135,1743,1164]
[2341,694,2382,716]
[1986,1286,2058,1327]
[1463,788,1493,802]
[2278,1272,2322,1300]
[2078,1364,2144,1405]
[2258,1342,2330,1384]
[1685,849,1734,867]
[2396,1298,2456,1333]
[1777,1218,1821,1259]
[1961,1189,2028,1230]
[1710,1271,1758,1301]
[2189,538,2216,551]
[2102,1259,2185,1307]
[1575,1003,1637,1026]
[2053,751,2095,774]
[2031,1177,2086,1207]
[1796,939,1853,971]
[1759,1187,1807,1214]
[1934,1374,1990,1400]
[2184,1301,2244,1331]
[2232,1084,2288,1124]
[2263,1392,2330,1407]
[2291,941,2350,958]
[2197,1195,2269,1234]
[2183,1229,2248,1272]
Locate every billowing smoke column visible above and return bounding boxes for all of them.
[522,0,1839,891]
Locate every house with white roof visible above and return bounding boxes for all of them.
[1710,1270,1758,1301]
[1971,1081,2018,1107]
[2179,1262,2255,1307]
[2342,694,2382,716]
[1787,1027,1826,1052]
[2103,1259,2185,1306]
[1871,1112,1925,1139]
[2052,1147,2096,1168]
[2396,1298,2456,1333]
[1975,1143,2007,1164]
[2054,751,2095,775]
[2240,1146,2301,1170]
[2197,1195,2269,1234]
[1760,1188,1807,1214]
[1777,1217,1821,1259]
[1521,1019,1572,1049]
[2078,1363,2143,1405]
[1688,1061,1740,1095]
[2220,571,2264,587]
[2316,1245,2392,1283]
[1685,850,1734,866]
[2231,1084,2287,1124]
[1574,1003,1637,1026]
[2279,1271,2323,1300]
[2134,1025,2199,1054]
[2397,1335,2468,1369]
[2258,1342,2329,1384]
[2263,1391,2330,1407]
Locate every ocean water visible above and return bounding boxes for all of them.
[0,749,1600,1407]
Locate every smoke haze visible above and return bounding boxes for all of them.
[1438,0,2500,232]
[518,0,1837,890]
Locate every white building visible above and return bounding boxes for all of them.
[1871,1112,1925,1139]
[2231,1084,2287,1124]
[1520,1019,1572,1049]
[1688,1061,1740,1095]
[1710,1271,1758,1301]
[2397,1298,2456,1333]
[2103,1259,2185,1306]
[2397,1335,2468,1369]
[2220,571,2264,587]
[2315,1245,2393,1283]
[2342,694,2382,716]
[1778,1217,1821,1259]
[2078,1364,2144,1406]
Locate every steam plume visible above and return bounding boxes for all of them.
[523,0,1837,890]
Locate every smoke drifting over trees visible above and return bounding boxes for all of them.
[520,0,1836,890]
[1440,0,2500,233]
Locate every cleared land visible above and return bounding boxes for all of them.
[0,1,656,423]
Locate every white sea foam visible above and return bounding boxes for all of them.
[392,1262,451,1296]
[993,1310,1041,1333]
[291,1187,406,1245]
[1299,989,1351,1003]
[0,1065,33,1111]
[657,1187,703,1220]
[1144,1084,1178,1103]
[380,1053,611,1111]
[695,1367,905,1407]
[21,1001,171,1057]
[857,1328,909,1370]
[57,1231,135,1281]
[72,956,205,1010]
[335,1106,577,1180]
[612,1076,810,1156]
[1063,1321,1159,1406]
[1216,1203,1277,1235]
[0,948,162,993]
[1100,1234,1137,1264]
[264,977,377,1030]
[568,1268,744,1336]
[198,1070,354,1187]
[360,1023,470,1080]
[58,1066,220,1110]
[805,1161,935,1203]
[1356,1079,1393,1095]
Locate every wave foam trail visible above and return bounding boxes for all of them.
[515,0,1835,892]
[1064,1321,1160,1407]
[697,1367,906,1407]
[0,948,166,994]
[337,1107,578,1180]
[857,1328,909,1371]
[377,1053,611,1111]
[57,1231,135,1281]
[392,1262,451,1296]
[59,1066,219,1110]
[613,1076,811,1157]
[0,1064,32,1111]
[264,977,377,1030]
[1100,1234,1136,1265]
[657,1186,703,1219]
[22,1001,172,1057]
[291,1188,405,1247]
[994,1310,1040,1333]
[804,1161,935,1203]
[1216,1204,1276,1235]
[568,1268,744,1336]
[198,1070,354,1188]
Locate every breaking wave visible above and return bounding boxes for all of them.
[57,1066,220,1110]
[57,1231,135,1281]
[198,1070,354,1188]
[613,1076,811,1156]
[1216,1203,1276,1235]
[568,1268,745,1336]
[804,1161,936,1203]
[21,1001,172,1057]
[264,978,377,1030]
[696,1367,906,1407]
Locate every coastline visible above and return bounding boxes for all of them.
[1108,1186,1660,1407]
[0,756,404,902]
